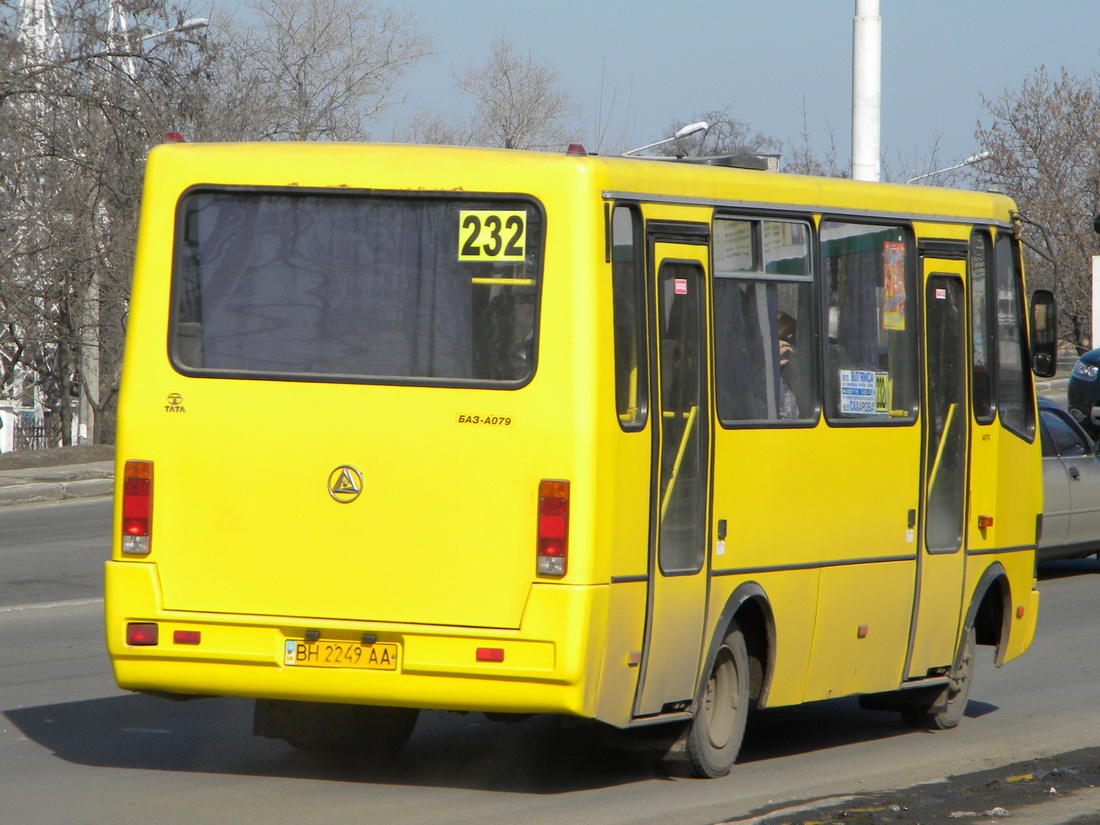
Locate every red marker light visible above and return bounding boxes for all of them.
[476,647,505,663]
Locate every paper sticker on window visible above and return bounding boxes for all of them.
[882,241,906,331]
[674,279,688,295]
[458,211,526,261]
[840,369,890,415]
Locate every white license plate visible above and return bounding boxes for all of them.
[283,640,398,670]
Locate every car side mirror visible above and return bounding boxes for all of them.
[1030,289,1057,378]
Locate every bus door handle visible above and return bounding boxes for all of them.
[1069,466,1081,480]
[907,509,917,529]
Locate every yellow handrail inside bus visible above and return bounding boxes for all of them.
[471,278,535,286]
[927,402,958,491]
[661,404,698,520]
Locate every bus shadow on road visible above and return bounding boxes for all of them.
[4,692,660,792]
[5,690,987,791]
[740,695,998,764]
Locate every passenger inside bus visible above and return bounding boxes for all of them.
[777,310,800,420]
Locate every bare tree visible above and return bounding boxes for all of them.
[393,106,475,147]
[1,0,213,444]
[976,66,1100,349]
[0,0,435,447]
[226,0,431,141]
[781,100,847,177]
[453,36,580,150]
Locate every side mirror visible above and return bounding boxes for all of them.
[1030,289,1057,378]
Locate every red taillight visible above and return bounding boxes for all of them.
[126,623,159,645]
[537,479,569,576]
[122,460,153,555]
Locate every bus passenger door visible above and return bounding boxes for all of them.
[635,241,712,717]
[908,266,969,678]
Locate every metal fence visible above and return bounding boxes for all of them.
[12,418,61,452]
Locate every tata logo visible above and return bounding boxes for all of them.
[165,393,186,413]
[328,465,363,503]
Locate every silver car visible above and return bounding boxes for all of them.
[1039,397,1100,562]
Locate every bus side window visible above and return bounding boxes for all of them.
[611,205,648,430]
[821,221,918,423]
[969,230,996,423]
[993,232,1035,441]
[713,218,817,426]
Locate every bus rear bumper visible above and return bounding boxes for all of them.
[104,560,603,717]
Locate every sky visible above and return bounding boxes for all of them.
[206,1,1100,180]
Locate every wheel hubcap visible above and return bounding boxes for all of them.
[704,647,739,749]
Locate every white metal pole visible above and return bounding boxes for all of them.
[851,0,881,182]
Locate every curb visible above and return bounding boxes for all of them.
[0,477,113,506]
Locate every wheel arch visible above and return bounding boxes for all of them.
[696,582,776,711]
[964,561,1012,668]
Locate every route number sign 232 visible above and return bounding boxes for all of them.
[458,210,526,262]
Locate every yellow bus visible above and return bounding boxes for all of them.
[106,141,1056,777]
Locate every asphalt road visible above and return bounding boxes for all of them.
[0,497,111,607]
[2,497,1100,825]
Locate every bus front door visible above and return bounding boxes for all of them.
[635,242,712,717]
[908,265,969,677]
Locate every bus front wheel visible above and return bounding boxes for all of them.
[668,622,750,778]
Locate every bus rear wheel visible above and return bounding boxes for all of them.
[669,623,750,778]
[902,626,976,730]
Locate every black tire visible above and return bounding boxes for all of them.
[902,626,975,730]
[674,623,751,778]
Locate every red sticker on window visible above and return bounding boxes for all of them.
[935,288,947,300]
[674,279,688,295]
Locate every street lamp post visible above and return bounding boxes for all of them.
[906,151,992,185]
[623,121,709,157]
[140,17,209,43]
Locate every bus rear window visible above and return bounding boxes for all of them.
[171,189,542,385]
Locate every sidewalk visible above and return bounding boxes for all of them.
[0,460,114,506]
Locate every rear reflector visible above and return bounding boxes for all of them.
[537,479,569,576]
[174,630,201,645]
[127,623,159,645]
[122,460,153,555]
[476,647,505,662]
